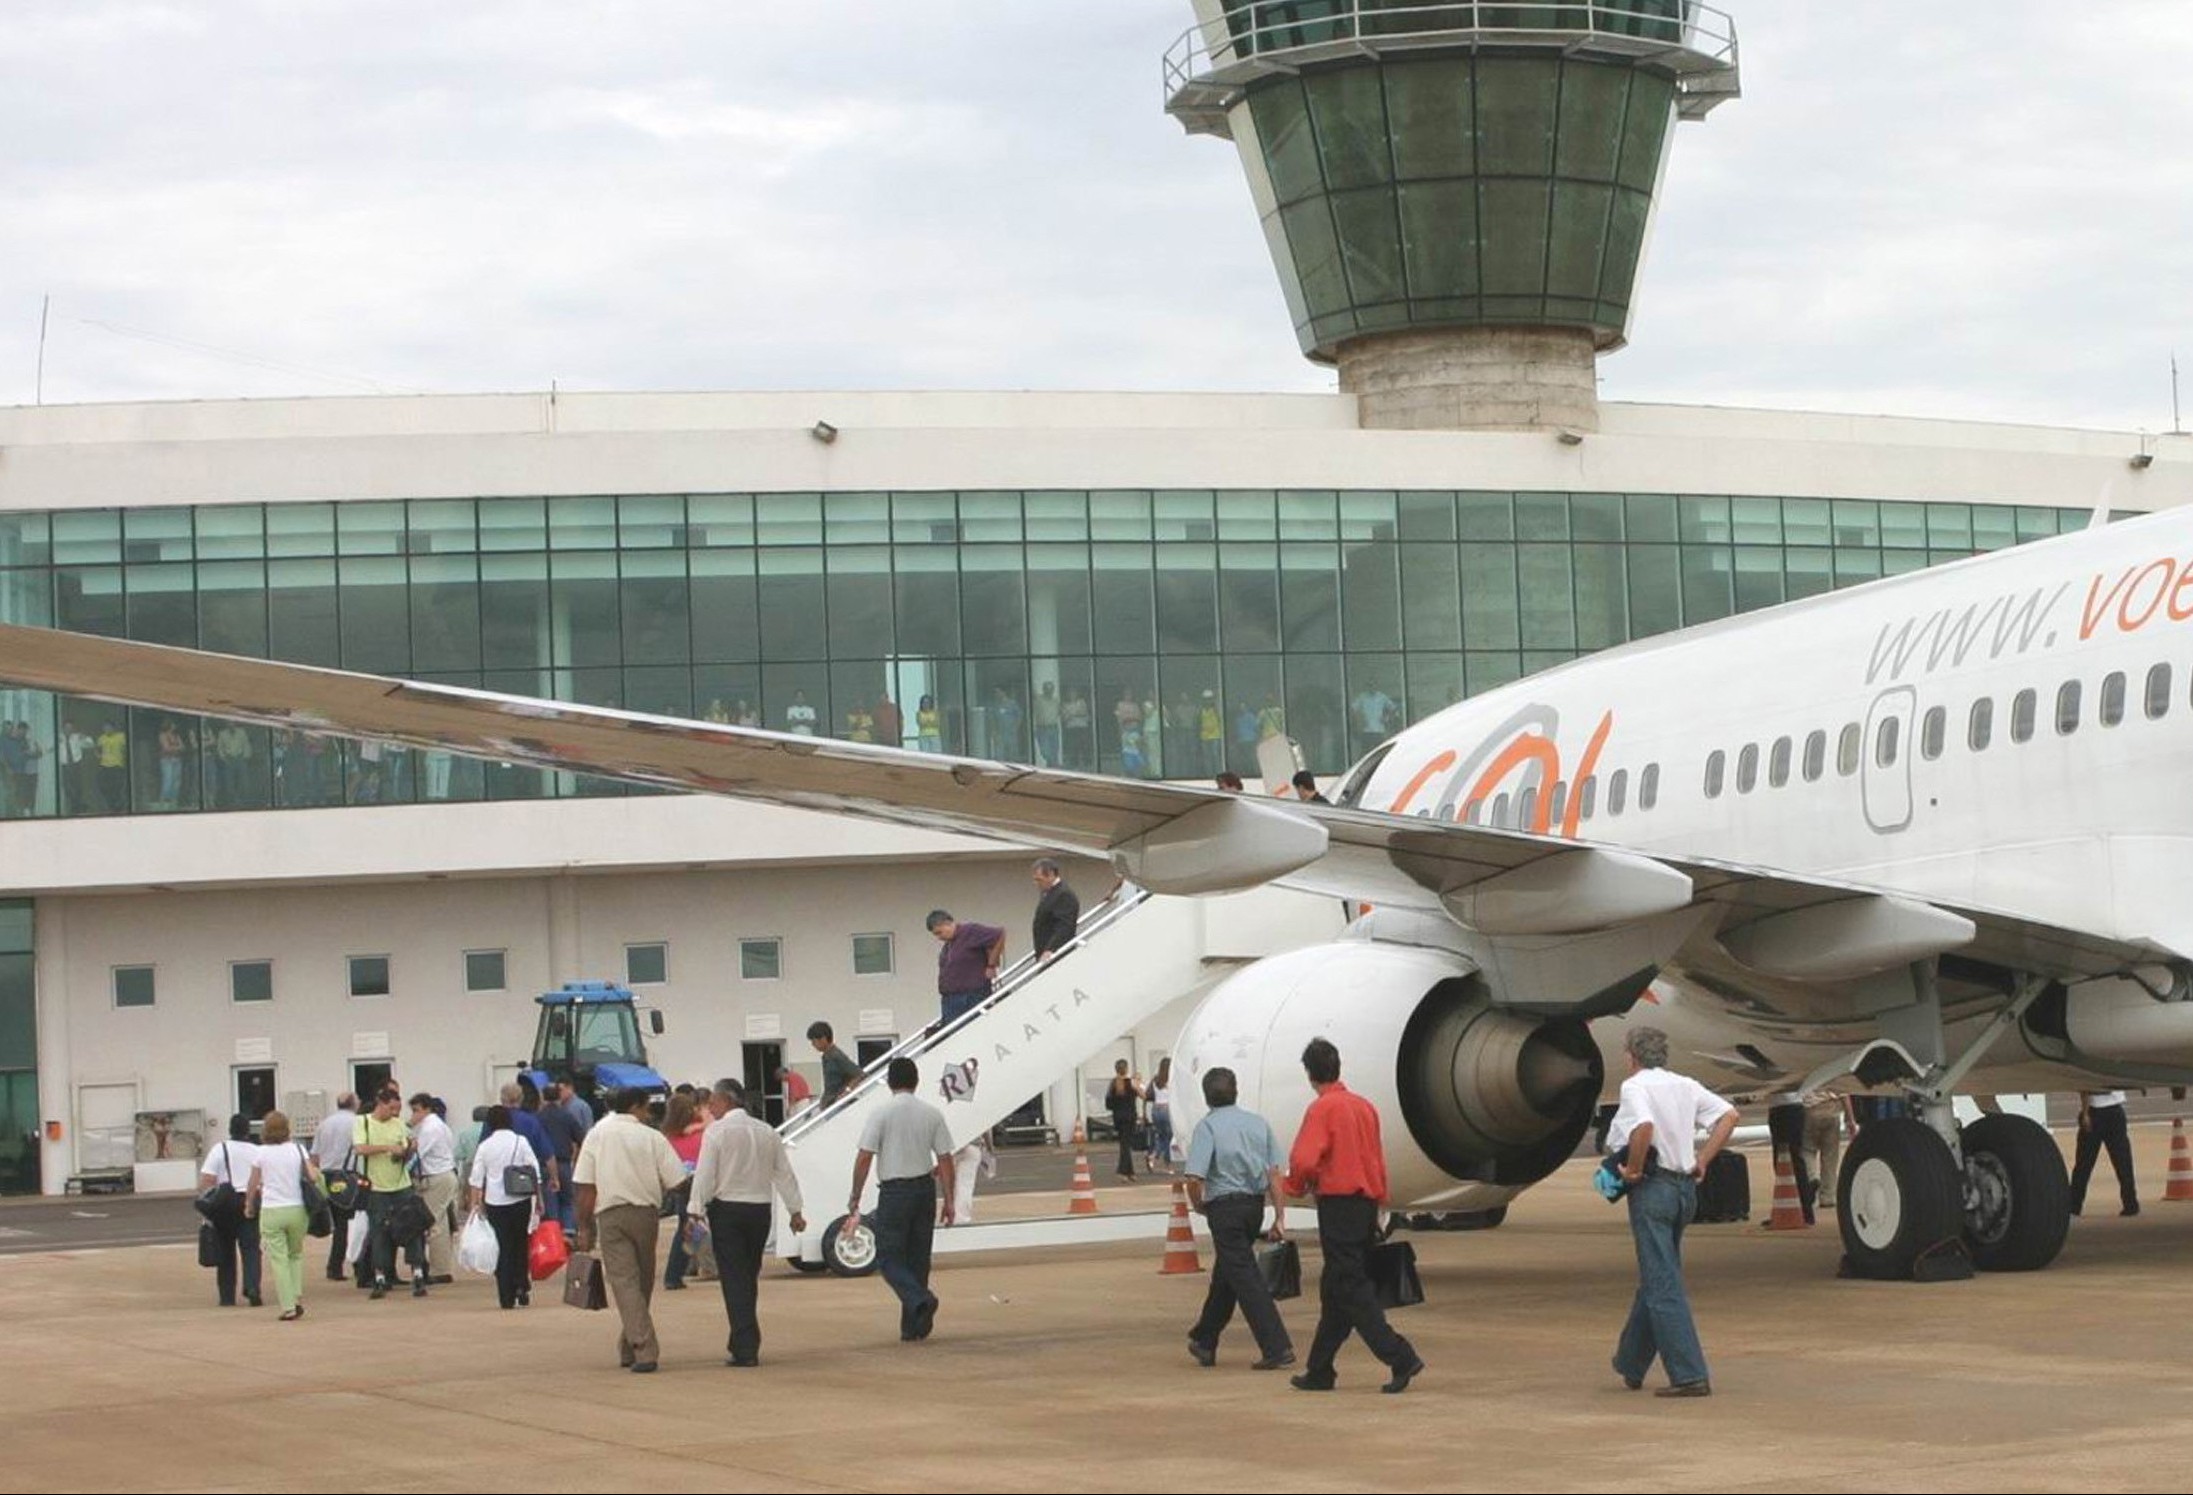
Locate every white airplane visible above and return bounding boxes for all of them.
[4,502,2191,1282]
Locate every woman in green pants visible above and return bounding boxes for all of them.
[246,1112,323,1322]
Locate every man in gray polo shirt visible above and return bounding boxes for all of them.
[1183,1066,1295,1371]
[842,1058,958,1343]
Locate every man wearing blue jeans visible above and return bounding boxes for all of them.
[1608,1026,1738,1399]
[842,1058,958,1342]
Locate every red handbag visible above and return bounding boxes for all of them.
[527,1219,570,1282]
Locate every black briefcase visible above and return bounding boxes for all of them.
[1692,1151,1751,1224]
[1367,1240,1424,1310]
[1254,1239,1301,1301]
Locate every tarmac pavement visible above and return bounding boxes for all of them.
[7,1129,2193,1492]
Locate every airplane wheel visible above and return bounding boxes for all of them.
[1837,1118,1964,1279]
[1961,1113,2070,1272]
[824,1214,880,1277]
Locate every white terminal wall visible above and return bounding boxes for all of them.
[6,387,2192,1193]
[33,830,1146,1191]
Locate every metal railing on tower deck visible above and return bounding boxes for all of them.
[777,882,1154,1146]
[1164,0,1741,136]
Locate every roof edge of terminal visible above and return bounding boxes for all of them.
[0,389,2175,451]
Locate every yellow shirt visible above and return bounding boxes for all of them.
[97,731,127,768]
[353,1113,413,1193]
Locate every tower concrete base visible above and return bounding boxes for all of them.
[1337,327,1600,433]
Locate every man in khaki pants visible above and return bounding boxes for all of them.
[407,1094,460,1282]
[575,1087,687,1373]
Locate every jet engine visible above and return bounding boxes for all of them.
[1171,940,1604,1211]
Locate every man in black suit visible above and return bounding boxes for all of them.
[1031,858,1081,964]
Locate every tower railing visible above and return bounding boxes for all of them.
[1165,0,1740,136]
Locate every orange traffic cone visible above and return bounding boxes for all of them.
[1159,1180,1204,1275]
[2165,1118,2193,1203]
[1763,1151,1809,1230]
[1067,1121,1100,1216]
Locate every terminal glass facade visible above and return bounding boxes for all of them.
[0,490,2088,819]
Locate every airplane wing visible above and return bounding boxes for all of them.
[0,623,2172,1002]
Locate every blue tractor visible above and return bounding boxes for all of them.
[523,982,670,1116]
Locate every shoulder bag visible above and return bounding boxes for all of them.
[193,1142,242,1225]
[500,1132,540,1199]
[299,1143,333,1239]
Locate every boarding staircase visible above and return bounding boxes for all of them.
[772,886,1234,1269]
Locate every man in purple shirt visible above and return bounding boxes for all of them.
[927,909,1005,1026]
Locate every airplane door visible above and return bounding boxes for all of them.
[1861,686,1916,833]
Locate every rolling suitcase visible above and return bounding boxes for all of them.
[1691,1151,1751,1223]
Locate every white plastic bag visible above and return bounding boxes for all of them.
[345,1209,370,1266]
[458,1210,499,1276]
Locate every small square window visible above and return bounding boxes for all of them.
[852,933,895,976]
[627,943,668,986]
[465,950,507,993]
[114,965,156,1009]
[231,960,274,1004]
[740,938,782,981]
[348,955,391,998]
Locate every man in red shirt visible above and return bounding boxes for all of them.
[1283,1038,1423,1395]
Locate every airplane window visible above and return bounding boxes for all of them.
[1802,730,1826,782]
[2148,663,2172,720]
[1921,706,1946,761]
[1769,736,1791,788]
[1464,799,1485,824]
[1580,775,1598,820]
[2100,671,2126,727]
[1609,768,1629,816]
[1837,723,1861,776]
[1640,763,1660,810]
[2056,680,2081,736]
[1493,792,1511,827]
[1704,750,1726,799]
[1876,715,1900,767]
[1969,697,1993,751]
[1518,785,1539,828]
[1736,744,1759,794]
[2011,689,2037,742]
[1548,781,1568,826]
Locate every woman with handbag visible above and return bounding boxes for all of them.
[198,1113,262,1308]
[245,1111,324,1322]
[466,1106,540,1310]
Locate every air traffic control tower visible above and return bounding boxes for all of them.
[1165,2,1740,431]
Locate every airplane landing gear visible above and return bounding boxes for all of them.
[1836,1118,1969,1281]
[1959,1113,2071,1272]
[1819,963,2068,1281]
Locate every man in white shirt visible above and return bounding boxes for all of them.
[691,1079,807,1367]
[2071,1090,2140,1218]
[313,1093,359,1283]
[407,1094,461,1284]
[575,1087,689,1373]
[1606,1026,1738,1399]
[843,1058,957,1343]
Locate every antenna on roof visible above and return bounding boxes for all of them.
[34,291,49,405]
[2173,353,2184,436]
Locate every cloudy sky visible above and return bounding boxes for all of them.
[3,1,2190,429]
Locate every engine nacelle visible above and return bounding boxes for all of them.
[1172,941,1604,1211]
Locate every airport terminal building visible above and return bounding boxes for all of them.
[2,2,2189,1193]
